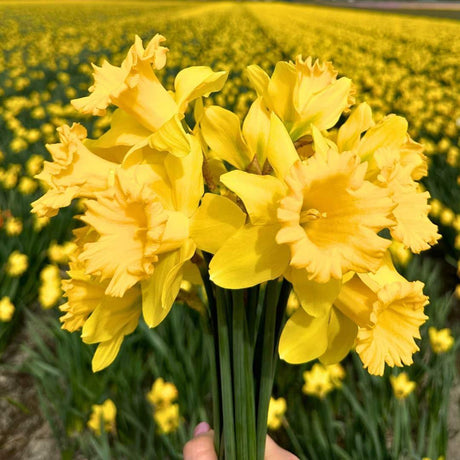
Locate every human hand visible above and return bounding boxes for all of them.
[183,422,299,460]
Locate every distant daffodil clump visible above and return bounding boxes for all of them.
[32,34,440,459]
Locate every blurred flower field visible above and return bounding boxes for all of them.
[0,1,459,458]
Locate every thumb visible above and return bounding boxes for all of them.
[265,435,299,460]
[183,422,217,460]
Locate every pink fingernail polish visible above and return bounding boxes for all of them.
[193,421,211,436]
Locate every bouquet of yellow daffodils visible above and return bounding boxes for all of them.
[32,35,440,459]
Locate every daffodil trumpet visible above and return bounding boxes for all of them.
[32,34,437,460]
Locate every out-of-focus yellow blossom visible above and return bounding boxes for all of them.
[0,297,15,322]
[39,265,62,309]
[390,372,416,400]
[6,251,28,277]
[389,240,412,267]
[326,363,346,388]
[429,199,442,218]
[33,215,50,231]
[456,285,460,299]
[0,165,19,189]
[4,217,23,236]
[18,176,38,194]
[302,363,334,399]
[87,399,117,436]
[440,208,455,226]
[453,216,460,232]
[10,137,27,153]
[31,106,46,119]
[429,327,454,353]
[154,403,180,434]
[48,241,76,264]
[267,397,287,430]
[147,378,178,409]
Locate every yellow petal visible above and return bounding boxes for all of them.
[390,186,440,253]
[92,335,124,372]
[142,239,195,327]
[278,308,329,364]
[337,102,374,152]
[319,307,357,365]
[209,224,290,289]
[266,113,299,180]
[85,109,151,151]
[286,267,341,317]
[246,65,269,97]
[190,193,246,254]
[200,105,252,169]
[242,97,270,167]
[290,77,352,140]
[164,135,203,217]
[81,287,141,344]
[174,66,228,113]
[149,114,190,157]
[356,115,408,162]
[311,124,330,159]
[220,170,285,224]
[267,61,297,122]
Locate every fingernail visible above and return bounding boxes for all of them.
[193,421,211,436]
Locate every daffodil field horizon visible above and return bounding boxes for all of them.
[0,2,458,459]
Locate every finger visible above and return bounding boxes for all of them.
[183,423,217,460]
[265,435,299,460]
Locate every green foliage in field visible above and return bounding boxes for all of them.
[0,2,458,458]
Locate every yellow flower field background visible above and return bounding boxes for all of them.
[0,2,458,458]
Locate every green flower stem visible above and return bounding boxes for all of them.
[216,287,236,460]
[246,285,260,349]
[392,401,402,458]
[283,418,307,459]
[232,290,256,460]
[255,280,281,460]
[195,253,221,454]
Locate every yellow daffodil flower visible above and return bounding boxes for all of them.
[202,114,394,318]
[147,378,179,410]
[154,403,180,434]
[390,372,416,400]
[32,123,118,217]
[200,97,270,171]
[336,103,441,253]
[72,35,227,155]
[247,56,354,141]
[59,130,203,370]
[267,397,287,430]
[4,217,22,235]
[302,363,334,399]
[280,253,428,376]
[6,250,28,277]
[428,327,454,353]
[39,264,62,309]
[87,399,117,435]
[0,297,15,322]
